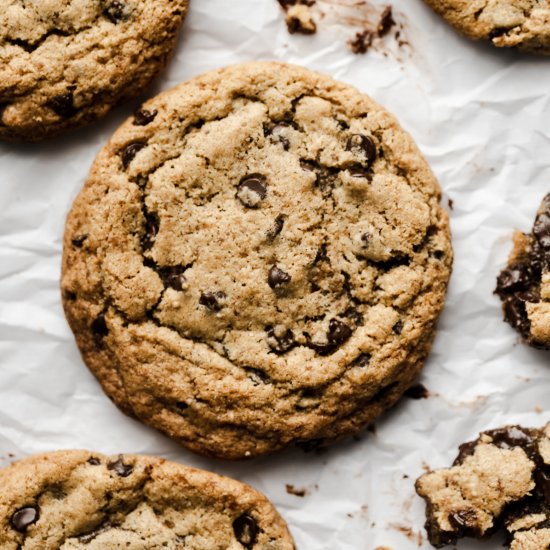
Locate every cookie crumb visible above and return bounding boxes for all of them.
[285,484,308,497]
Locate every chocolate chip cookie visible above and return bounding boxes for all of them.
[61,61,452,459]
[0,450,295,549]
[424,0,550,54]
[416,422,550,549]
[495,193,550,349]
[0,0,188,141]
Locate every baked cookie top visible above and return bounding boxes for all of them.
[424,0,550,54]
[416,423,550,549]
[62,61,452,459]
[0,450,294,549]
[0,0,188,141]
[496,192,550,349]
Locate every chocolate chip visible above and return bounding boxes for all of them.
[453,440,478,465]
[72,234,88,248]
[47,87,78,118]
[142,213,159,251]
[199,291,227,312]
[237,174,268,208]
[121,142,146,169]
[107,455,133,477]
[91,313,108,337]
[377,6,395,37]
[267,214,285,240]
[233,513,259,548]
[346,134,376,165]
[161,267,187,291]
[266,326,296,354]
[11,506,39,532]
[103,0,127,23]
[327,318,352,345]
[352,353,371,368]
[269,124,291,150]
[268,265,291,289]
[392,320,403,334]
[87,457,101,465]
[404,383,429,399]
[133,108,157,126]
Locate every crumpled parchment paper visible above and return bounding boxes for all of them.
[1,1,549,548]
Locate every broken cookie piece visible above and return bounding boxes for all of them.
[495,193,550,349]
[0,450,295,549]
[416,423,550,548]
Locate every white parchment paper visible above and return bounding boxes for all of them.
[1,1,550,548]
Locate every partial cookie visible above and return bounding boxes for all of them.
[424,0,550,55]
[0,450,294,549]
[495,193,550,349]
[416,423,550,549]
[61,61,452,459]
[0,0,188,141]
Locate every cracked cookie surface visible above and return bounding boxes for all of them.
[0,450,295,550]
[424,0,550,54]
[416,423,550,549]
[495,193,550,349]
[61,61,452,459]
[0,0,188,141]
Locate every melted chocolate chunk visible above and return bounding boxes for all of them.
[11,506,39,532]
[47,87,78,118]
[103,0,127,23]
[267,214,285,239]
[199,291,227,312]
[87,457,101,465]
[377,6,396,38]
[346,134,376,165]
[107,455,133,477]
[237,174,268,208]
[487,426,535,451]
[91,313,108,337]
[266,326,296,354]
[141,213,159,251]
[133,108,157,126]
[233,513,259,548]
[268,265,291,289]
[121,142,146,169]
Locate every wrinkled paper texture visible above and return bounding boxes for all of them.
[1,1,550,548]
